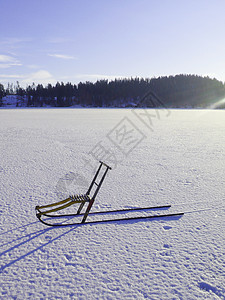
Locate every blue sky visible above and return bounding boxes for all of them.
[1,0,225,87]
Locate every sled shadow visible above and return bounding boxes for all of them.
[0,223,77,273]
[0,213,183,273]
[0,219,43,237]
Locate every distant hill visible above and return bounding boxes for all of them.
[1,74,225,108]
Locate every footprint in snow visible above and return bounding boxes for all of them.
[64,254,73,261]
[198,281,223,298]
[163,225,172,230]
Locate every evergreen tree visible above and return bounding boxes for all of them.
[0,83,5,106]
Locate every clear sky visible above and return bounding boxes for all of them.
[1,0,225,87]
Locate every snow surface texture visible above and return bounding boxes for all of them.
[0,108,225,300]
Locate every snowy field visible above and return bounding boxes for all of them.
[0,108,225,299]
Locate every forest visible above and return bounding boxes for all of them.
[1,74,225,108]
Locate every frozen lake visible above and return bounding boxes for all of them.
[0,108,225,299]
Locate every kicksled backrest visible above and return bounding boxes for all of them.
[77,161,112,222]
[87,161,112,198]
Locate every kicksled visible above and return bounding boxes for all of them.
[35,161,184,227]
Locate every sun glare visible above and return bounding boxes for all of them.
[208,98,225,109]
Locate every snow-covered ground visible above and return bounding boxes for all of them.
[0,108,224,299]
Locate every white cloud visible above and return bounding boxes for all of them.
[48,54,76,60]
[21,70,56,86]
[0,70,56,87]
[0,74,24,78]
[0,54,21,68]
[0,74,25,86]
[75,74,127,81]
[0,70,127,88]
[0,55,14,63]
[0,63,22,69]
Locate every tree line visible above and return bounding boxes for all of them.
[1,74,225,108]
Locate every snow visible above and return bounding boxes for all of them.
[0,108,225,299]
[1,95,19,107]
